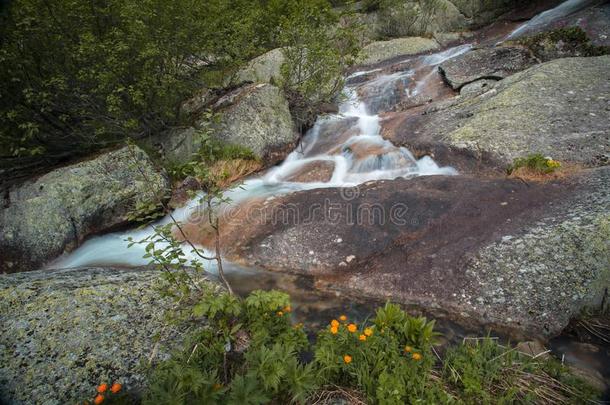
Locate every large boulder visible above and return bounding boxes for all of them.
[214,167,609,338]
[438,46,538,90]
[234,48,285,85]
[359,37,440,65]
[382,55,610,167]
[207,83,299,165]
[0,267,216,405]
[148,83,298,167]
[449,0,521,27]
[0,146,169,273]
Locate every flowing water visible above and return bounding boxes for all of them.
[51,43,472,271]
[49,0,608,389]
[505,0,601,40]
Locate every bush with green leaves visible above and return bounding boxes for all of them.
[0,0,359,160]
[134,293,601,404]
[371,0,446,38]
[507,153,562,175]
[143,289,312,405]
[278,0,361,128]
[314,303,448,404]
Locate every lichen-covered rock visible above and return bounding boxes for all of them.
[449,0,516,27]
[384,55,610,167]
[515,26,610,62]
[0,146,169,273]
[146,126,201,166]
[438,46,538,90]
[235,48,285,85]
[0,267,216,405]
[459,79,496,96]
[215,167,609,338]
[207,83,298,165]
[359,37,440,65]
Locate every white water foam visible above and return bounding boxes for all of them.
[505,0,599,41]
[51,45,473,270]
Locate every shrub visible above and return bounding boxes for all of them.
[508,153,561,175]
[0,0,355,160]
[279,1,361,129]
[374,0,446,38]
[135,293,600,404]
[443,337,601,403]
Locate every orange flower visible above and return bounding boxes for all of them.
[343,355,352,364]
[97,384,108,393]
[339,314,347,322]
[293,322,303,329]
[412,353,422,361]
[359,334,367,341]
[110,383,122,394]
[94,395,104,405]
[330,319,340,328]
[277,311,284,316]
[213,383,222,390]
[330,325,339,334]
[364,327,373,337]
[347,323,357,333]
[404,345,413,353]
[283,306,292,313]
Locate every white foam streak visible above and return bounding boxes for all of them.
[54,46,462,269]
[505,0,598,40]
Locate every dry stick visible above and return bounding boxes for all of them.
[126,145,234,294]
[207,197,234,295]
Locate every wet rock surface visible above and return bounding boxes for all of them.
[0,267,216,405]
[218,167,609,338]
[0,146,169,273]
[284,160,335,183]
[438,46,538,90]
[382,55,610,168]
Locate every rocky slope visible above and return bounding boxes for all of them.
[0,267,217,405]
[215,167,609,338]
[382,55,610,168]
[0,146,169,273]
[148,83,298,167]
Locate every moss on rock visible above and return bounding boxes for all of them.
[0,267,216,405]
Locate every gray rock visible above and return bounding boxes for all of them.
[459,79,496,96]
[234,48,285,85]
[147,83,298,167]
[507,1,610,47]
[0,146,169,272]
[208,83,298,165]
[146,126,202,166]
[438,46,538,90]
[385,55,610,167]
[220,166,610,338]
[449,0,515,27]
[0,267,216,405]
[360,37,440,65]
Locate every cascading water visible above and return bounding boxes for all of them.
[504,0,599,40]
[51,46,469,271]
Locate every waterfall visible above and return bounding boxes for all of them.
[50,42,484,270]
